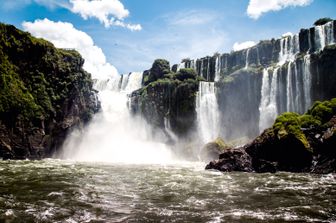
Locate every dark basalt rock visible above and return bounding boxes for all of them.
[0,23,99,159]
[206,99,336,174]
[205,148,253,172]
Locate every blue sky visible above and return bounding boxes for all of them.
[0,0,335,74]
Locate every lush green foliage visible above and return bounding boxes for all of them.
[175,68,197,81]
[145,59,171,84]
[143,59,201,86]
[0,23,94,126]
[314,17,333,26]
[273,112,309,148]
[271,98,336,149]
[307,99,336,123]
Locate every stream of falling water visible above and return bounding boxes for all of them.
[61,72,176,164]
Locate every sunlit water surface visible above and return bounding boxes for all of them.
[0,159,335,222]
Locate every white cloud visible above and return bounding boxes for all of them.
[165,10,219,26]
[4,0,141,31]
[247,0,312,19]
[282,32,293,37]
[69,0,142,30]
[22,18,118,81]
[233,41,256,51]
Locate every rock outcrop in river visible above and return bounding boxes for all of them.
[0,23,99,159]
[206,98,336,174]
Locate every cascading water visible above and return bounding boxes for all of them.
[279,34,299,65]
[214,55,221,81]
[259,68,279,132]
[313,21,335,51]
[177,62,186,72]
[61,72,175,164]
[303,55,312,111]
[286,62,294,112]
[196,81,219,143]
[245,48,250,69]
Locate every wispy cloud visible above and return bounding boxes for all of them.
[109,9,229,73]
[4,0,141,31]
[164,9,220,26]
[247,0,313,19]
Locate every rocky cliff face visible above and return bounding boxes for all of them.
[174,19,336,141]
[130,60,200,140]
[132,20,336,144]
[0,23,99,159]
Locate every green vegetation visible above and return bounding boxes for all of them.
[175,68,197,81]
[144,59,171,85]
[0,22,94,126]
[270,98,336,150]
[307,98,336,123]
[314,17,333,26]
[273,112,309,149]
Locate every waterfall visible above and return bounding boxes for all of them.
[214,55,221,81]
[314,21,335,51]
[245,48,250,69]
[279,34,299,65]
[206,58,210,81]
[164,117,178,143]
[259,68,279,132]
[120,74,130,91]
[196,81,219,143]
[315,25,326,50]
[293,62,300,113]
[177,62,185,72]
[61,72,175,164]
[303,55,312,111]
[286,62,294,112]
[200,60,204,79]
[124,72,143,92]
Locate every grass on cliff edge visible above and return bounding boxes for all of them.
[271,98,336,149]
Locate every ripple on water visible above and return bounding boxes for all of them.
[0,160,335,222]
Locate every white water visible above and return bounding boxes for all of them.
[259,68,279,132]
[303,55,312,111]
[61,72,176,164]
[278,34,299,65]
[214,55,221,81]
[245,48,250,69]
[313,21,335,51]
[177,62,185,72]
[286,62,294,112]
[206,58,210,81]
[196,81,219,143]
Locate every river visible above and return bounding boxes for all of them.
[0,160,335,222]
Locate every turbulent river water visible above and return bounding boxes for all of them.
[0,160,335,223]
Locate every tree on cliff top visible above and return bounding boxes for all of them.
[314,18,333,26]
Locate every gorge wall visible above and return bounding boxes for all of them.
[132,19,336,146]
[0,23,99,159]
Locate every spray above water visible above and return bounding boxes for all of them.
[61,72,176,164]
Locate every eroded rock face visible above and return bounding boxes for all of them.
[130,60,199,138]
[0,23,99,159]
